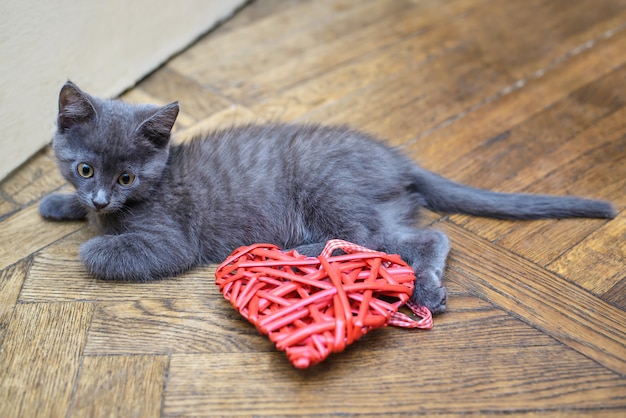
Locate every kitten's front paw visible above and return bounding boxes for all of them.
[80,236,143,281]
[40,193,87,221]
[80,233,188,281]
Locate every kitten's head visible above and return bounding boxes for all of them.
[53,81,179,213]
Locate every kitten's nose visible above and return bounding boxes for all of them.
[92,190,110,210]
[92,198,109,210]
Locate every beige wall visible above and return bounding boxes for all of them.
[0,0,245,180]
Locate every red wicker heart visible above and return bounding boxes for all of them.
[215,239,432,368]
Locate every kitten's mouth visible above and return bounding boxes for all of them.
[91,201,109,212]
[93,206,119,214]
[85,202,118,214]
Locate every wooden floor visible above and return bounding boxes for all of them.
[1,0,626,416]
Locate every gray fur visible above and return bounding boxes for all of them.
[40,82,616,313]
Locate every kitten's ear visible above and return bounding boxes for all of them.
[58,81,97,131]
[136,102,179,148]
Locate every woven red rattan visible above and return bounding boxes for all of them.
[215,240,432,368]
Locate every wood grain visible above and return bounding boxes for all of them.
[441,222,626,375]
[548,215,626,295]
[403,28,626,171]
[0,192,18,220]
[251,18,471,122]
[0,148,65,206]
[68,355,168,418]
[440,65,626,193]
[0,204,84,271]
[232,0,487,106]
[605,277,626,310]
[459,0,626,80]
[0,302,93,417]
[0,259,29,346]
[0,148,63,220]
[164,299,626,416]
[174,105,261,142]
[297,44,514,143]
[446,81,626,269]
[170,0,351,81]
[84,297,271,355]
[170,0,454,104]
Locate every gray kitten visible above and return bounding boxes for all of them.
[40,82,616,313]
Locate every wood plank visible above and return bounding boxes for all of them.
[225,1,624,149]
[0,148,65,207]
[88,283,620,416]
[0,191,18,220]
[0,302,93,417]
[464,0,626,80]
[68,355,168,418]
[511,412,626,418]
[440,66,626,193]
[170,0,351,79]
[169,0,445,103]
[231,0,488,105]
[251,14,470,122]
[294,40,514,144]
[403,29,626,171]
[298,2,626,144]
[125,75,259,138]
[252,0,540,126]
[173,105,261,143]
[0,203,84,271]
[490,135,626,269]
[0,259,29,346]
[548,215,626,296]
[21,228,217,302]
[163,297,626,416]
[605,278,626,310]
[136,67,233,121]
[212,0,309,35]
[195,0,626,108]
[445,75,626,267]
[440,221,626,375]
[84,297,272,355]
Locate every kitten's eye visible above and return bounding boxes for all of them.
[118,172,135,186]
[77,163,94,178]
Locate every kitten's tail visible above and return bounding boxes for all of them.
[411,168,617,220]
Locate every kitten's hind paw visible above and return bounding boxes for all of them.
[411,268,447,314]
